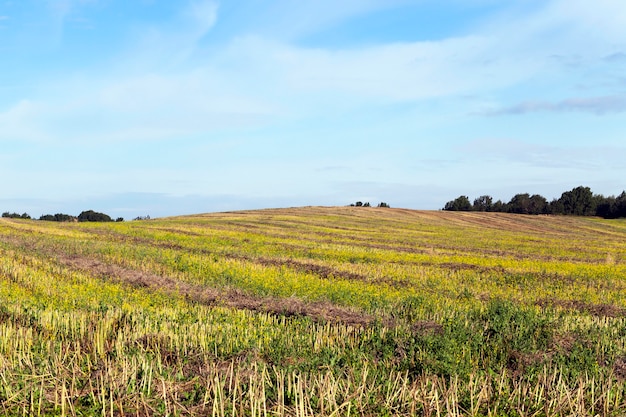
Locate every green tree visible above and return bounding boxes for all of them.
[491,200,506,212]
[443,196,472,211]
[77,210,113,222]
[528,194,548,215]
[2,212,30,219]
[507,193,532,214]
[558,186,596,216]
[548,198,564,215]
[473,195,493,212]
[614,191,626,218]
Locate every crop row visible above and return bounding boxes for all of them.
[1,209,626,415]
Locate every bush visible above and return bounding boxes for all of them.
[39,213,76,222]
[77,210,113,222]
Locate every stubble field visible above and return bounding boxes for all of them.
[1,206,626,416]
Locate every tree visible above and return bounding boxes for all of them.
[77,210,113,222]
[443,196,472,211]
[548,198,564,215]
[2,212,30,219]
[558,186,596,216]
[473,195,493,212]
[596,197,614,218]
[491,200,506,212]
[377,202,390,208]
[507,193,532,214]
[614,191,626,218]
[443,186,625,218]
[56,213,74,222]
[528,194,548,215]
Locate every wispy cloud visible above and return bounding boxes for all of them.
[117,0,218,70]
[459,138,626,170]
[0,70,278,145]
[604,52,626,62]
[221,33,544,105]
[182,0,219,39]
[484,95,626,116]
[231,0,409,42]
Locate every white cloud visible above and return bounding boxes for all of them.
[4,1,625,158]
[219,34,544,106]
[0,69,280,145]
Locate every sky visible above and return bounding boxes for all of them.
[1,0,625,219]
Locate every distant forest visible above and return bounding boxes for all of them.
[2,210,124,222]
[443,186,626,219]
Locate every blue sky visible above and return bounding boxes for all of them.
[1,0,625,219]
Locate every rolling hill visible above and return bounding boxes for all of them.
[1,207,626,416]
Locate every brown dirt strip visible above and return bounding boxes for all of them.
[2,225,620,295]
[536,298,626,318]
[81,227,525,281]
[0,224,407,290]
[183,224,587,264]
[56,253,379,327]
[70,227,407,286]
[0,230,413,328]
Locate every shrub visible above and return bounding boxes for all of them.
[77,210,113,222]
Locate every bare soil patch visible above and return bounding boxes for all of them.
[536,298,626,318]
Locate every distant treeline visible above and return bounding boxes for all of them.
[349,201,390,208]
[443,186,626,218]
[2,210,124,222]
[1,212,32,219]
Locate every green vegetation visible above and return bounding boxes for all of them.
[1,207,626,416]
[349,201,390,208]
[39,213,76,222]
[444,185,626,218]
[77,209,114,222]
[3,210,120,223]
[1,212,31,219]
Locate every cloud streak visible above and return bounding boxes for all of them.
[460,138,626,170]
[484,95,626,116]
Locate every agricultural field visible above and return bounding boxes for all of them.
[1,206,626,416]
